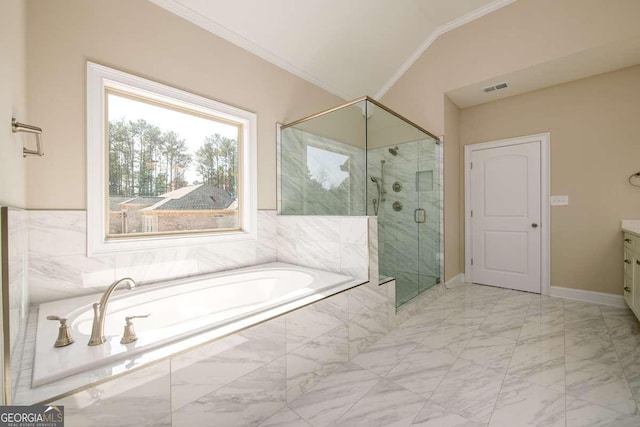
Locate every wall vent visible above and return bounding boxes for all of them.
[483,81,509,93]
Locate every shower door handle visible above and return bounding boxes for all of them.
[414,208,426,224]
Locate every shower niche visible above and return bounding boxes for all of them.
[279,97,442,307]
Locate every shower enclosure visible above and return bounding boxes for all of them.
[368,139,441,305]
[279,97,442,307]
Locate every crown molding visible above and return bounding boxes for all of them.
[374,0,519,99]
[148,0,354,100]
[149,0,517,102]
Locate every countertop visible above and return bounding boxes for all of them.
[622,220,640,237]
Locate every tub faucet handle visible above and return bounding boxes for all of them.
[120,314,150,345]
[125,314,150,322]
[46,315,74,348]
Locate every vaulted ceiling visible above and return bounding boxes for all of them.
[148,0,515,100]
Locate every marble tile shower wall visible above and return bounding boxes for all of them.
[367,142,441,297]
[416,144,441,278]
[276,215,369,280]
[279,127,366,216]
[7,208,29,394]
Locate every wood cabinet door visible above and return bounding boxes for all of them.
[632,252,640,313]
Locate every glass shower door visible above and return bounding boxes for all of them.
[386,142,421,306]
[381,137,441,306]
[417,138,441,293]
[364,98,442,308]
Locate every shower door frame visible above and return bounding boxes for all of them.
[370,137,444,307]
[277,96,445,306]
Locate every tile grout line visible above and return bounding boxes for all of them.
[292,286,564,426]
[407,399,432,426]
[484,293,535,426]
[350,321,478,426]
[410,288,501,424]
[601,304,640,415]
[331,377,385,425]
[170,335,286,414]
[333,284,478,424]
[285,325,383,424]
[564,301,640,419]
[345,304,439,424]
[281,404,313,427]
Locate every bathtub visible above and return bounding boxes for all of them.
[33,262,355,387]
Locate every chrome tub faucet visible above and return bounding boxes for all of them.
[88,278,137,346]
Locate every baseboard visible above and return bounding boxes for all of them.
[445,273,464,288]
[549,286,626,308]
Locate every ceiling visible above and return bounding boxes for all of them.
[148,0,516,100]
[447,35,640,109]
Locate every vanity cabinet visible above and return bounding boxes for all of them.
[623,232,640,318]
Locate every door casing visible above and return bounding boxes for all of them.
[464,133,550,295]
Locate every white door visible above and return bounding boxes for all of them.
[470,141,541,293]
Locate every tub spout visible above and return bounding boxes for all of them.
[88,278,137,346]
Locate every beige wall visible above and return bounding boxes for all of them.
[25,0,342,210]
[293,101,366,149]
[0,0,27,208]
[443,96,460,280]
[383,0,640,291]
[460,65,640,295]
[383,0,640,135]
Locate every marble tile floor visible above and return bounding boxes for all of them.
[259,283,640,427]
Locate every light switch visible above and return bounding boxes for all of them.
[550,195,569,206]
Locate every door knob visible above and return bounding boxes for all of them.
[531,223,538,228]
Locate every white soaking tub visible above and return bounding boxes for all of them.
[33,262,354,387]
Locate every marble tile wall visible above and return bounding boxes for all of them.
[55,359,172,427]
[28,210,279,304]
[276,215,369,280]
[54,278,398,426]
[7,208,29,395]
[28,211,371,305]
[49,223,453,426]
[279,127,366,216]
[24,209,374,426]
[46,216,376,423]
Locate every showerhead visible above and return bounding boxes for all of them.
[388,147,399,156]
[370,176,382,193]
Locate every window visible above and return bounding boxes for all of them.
[306,145,350,190]
[87,63,257,256]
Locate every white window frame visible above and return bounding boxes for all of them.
[86,62,257,256]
